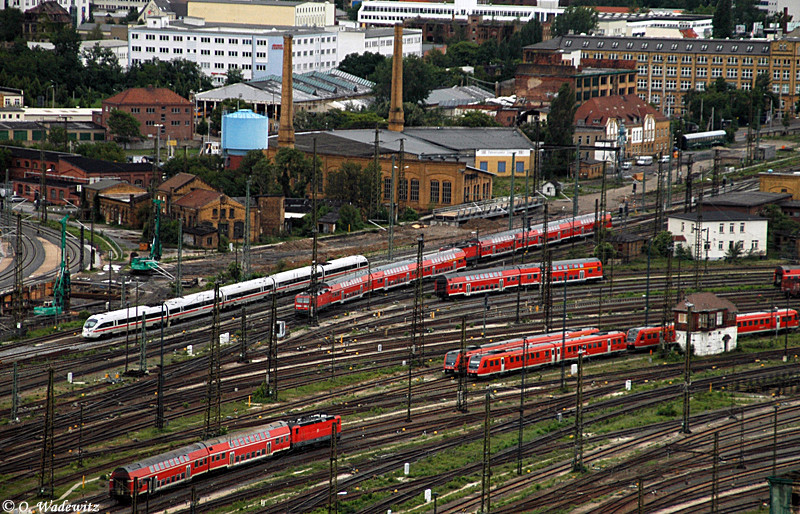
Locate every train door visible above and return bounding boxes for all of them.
[267,441,271,455]
[499,279,504,291]
[186,465,191,479]
[466,284,471,296]
[150,477,157,493]
[500,357,505,372]
[579,270,585,280]
[229,451,235,466]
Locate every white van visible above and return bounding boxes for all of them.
[635,156,653,166]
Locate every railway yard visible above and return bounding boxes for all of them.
[3,172,800,513]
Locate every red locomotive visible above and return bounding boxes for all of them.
[626,325,677,350]
[295,249,466,313]
[109,414,340,502]
[735,309,798,336]
[466,331,627,378]
[434,258,602,299]
[442,327,599,373]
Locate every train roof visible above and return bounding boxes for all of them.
[439,266,516,280]
[220,276,272,295]
[288,413,337,427]
[90,305,159,321]
[203,421,289,449]
[114,442,206,474]
[683,130,726,140]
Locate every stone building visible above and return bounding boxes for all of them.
[674,292,738,356]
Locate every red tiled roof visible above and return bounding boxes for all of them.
[104,87,190,106]
[594,6,631,13]
[574,94,669,127]
[679,28,699,38]
[173,189,224,209]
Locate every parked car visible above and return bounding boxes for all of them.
[635,155,654,166]
[621,161,633,170]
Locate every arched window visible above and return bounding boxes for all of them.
[430,180,439,204]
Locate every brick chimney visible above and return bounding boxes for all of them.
[387,24,404,133]
[277,34,295,148]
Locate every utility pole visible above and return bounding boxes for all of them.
[645,241,652,326]
[239,306,248,363]
[681,301,693,434]
[711,431,719,513]
[480,388,492,514]
[13,214,23,336]
[139,311,147,374]
[310,139,319,326]
[328,422,339,514]
[457,317,468,413]
[39,133,48,223]
[509,152,516,230]
[573,142,579,218]
[176,218,183,296]
[156,303,165,429]
[243,180,251,278]
[268,293,278,400]
[388,155,396,260]
[517,337,527,475]
[11,362,18,422]
[712,149,720,197]
[541,204,552,332]
[660,245,673,355]
[412,235,425,362]
[39,367,55,498]
[693,198,703,291]
[204,285,221,438]
[373,126,381,219]
[572,350,585,472]
[560,277,567,389]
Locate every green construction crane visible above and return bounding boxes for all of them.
[131,199,163,273]
[34,216,71,316]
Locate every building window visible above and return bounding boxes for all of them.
[383,177,391,200]
[479,161,488,171]
[729,223,734,233]
[212,208,218,218]
[430,180,439,203]
[497,161,506,173]
[751,240,758,250]
[740,222,745,233]
[410,179,419,202]
[516,161,524,173]
[718,241,724,251]
[719,223,724,233]
[442,181,451,204]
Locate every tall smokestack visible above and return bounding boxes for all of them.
[278,34,295,148]
[388,23,404,133]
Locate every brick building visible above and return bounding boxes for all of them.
[515,50,637,105]
[156,172,215,214]
[169,189,257,246]
[525,35,800,119]
[83,179,150,227]
[573,94,671,161]
[404,15,519,45]
[23,1,71,42]
[94,87,194,142]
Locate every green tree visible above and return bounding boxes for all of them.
[0,8,23,42]
[338,51,385,79]
[325,161,378,212]
[125,59,212,99]
[455,111,501,127]
[712,0,733,38]
[652,231,674,257]
[196,118,208,136]
[370,55,443,106]
[107,109,142,148]
[593,241,615,263]
[543,83,577,178]
[337,203,364,232]
[225,68,244,85]
[47,126,68,150]
[551,6,599,37]
[724,241,744,261]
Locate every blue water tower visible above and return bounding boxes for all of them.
[221,109,269,156]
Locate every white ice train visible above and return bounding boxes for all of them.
[81,256,368,339]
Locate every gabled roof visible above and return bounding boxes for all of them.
[104,87,190,106]
[158,172,204,193]
[173,189,227,209]
[674,292,738,313]
[575,94,668,127]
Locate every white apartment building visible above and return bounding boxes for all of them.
[358,0,561,27]
[331,26,422,60]
[667,211,768,261]
[3,0,89,23]
[130,17,422,85]
[596,12,713,39]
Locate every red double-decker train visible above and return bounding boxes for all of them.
[434,258,602,299]
[466,331,628,378]
[109,414,340,502]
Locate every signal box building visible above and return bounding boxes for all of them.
[674,293,738,356]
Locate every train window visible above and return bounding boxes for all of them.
[181,473,185,480]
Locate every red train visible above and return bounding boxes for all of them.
[442,327,599,373]
[735,309,798,336]
[466,331,627,378]
[626,325,677,350]
[109,414,340,502]
[626,309,798,351]
[434,258,602,299]
[774,266,800,287]
[295,248,467,313]
[459,212,612,263]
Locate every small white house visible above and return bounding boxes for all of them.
[667,210,767,260]
[542,180,562,198]
[674,293,738,356]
